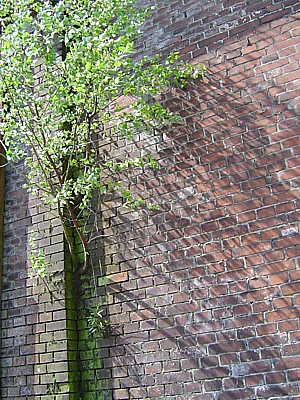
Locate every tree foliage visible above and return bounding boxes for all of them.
[0,0,205,273]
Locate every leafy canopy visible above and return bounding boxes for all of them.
[0,0,204,272]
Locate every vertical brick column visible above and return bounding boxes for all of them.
[1,163,80,398]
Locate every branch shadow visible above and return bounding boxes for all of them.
[94,26,300,396]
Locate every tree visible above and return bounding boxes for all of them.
[0,0,205,274]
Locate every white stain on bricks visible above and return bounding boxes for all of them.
[231,363,250,377]
[261,288,279,300]
[281,226,298,237]
[177,187,195,199]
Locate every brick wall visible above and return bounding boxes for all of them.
[0,162,81,398]
[95,1,300,398]
[0,137,5,296]
[1,0,300,399]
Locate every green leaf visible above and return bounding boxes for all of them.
[0,0,205,277]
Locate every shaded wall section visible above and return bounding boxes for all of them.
[0,138,5,298]
[0,137,5,396]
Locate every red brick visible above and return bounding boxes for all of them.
[279,319,299,332]
[266,308,300,322]
[269,272,288,285]
[288,369,300,381]
[282,283,300,296]
[266,372,286,384]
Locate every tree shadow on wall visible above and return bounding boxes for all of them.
[97,41,300,398]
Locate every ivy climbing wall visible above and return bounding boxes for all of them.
[2,0,300,399]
